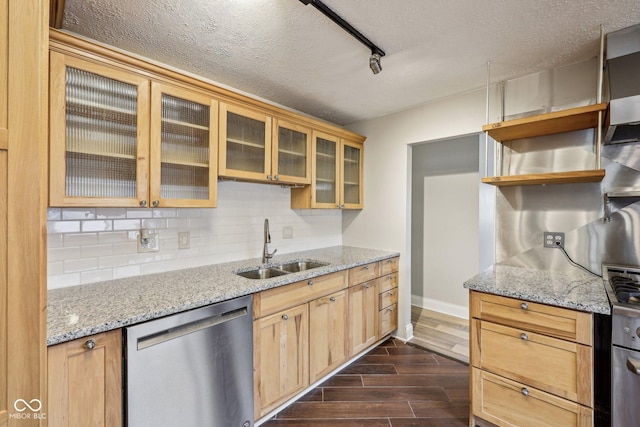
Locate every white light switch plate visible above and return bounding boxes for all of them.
[283,226,293,239]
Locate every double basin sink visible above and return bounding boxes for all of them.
[236,260,329,280]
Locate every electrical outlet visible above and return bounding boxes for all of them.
[543,231,565,249]
[138,229,159,253]
[178,231,190,249]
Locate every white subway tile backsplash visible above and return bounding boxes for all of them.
[47,181,342,288]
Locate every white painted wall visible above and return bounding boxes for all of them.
[344,88,488,340]
[417,173,479,319]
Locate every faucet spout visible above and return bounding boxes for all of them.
[262,219,277,263]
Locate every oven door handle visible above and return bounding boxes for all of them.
[627,357,640,375]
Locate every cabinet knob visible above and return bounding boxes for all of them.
[274,175,279,181]
[308,280,314,286]
[520,333,528,341]
[282,314,289,320]
[84,339,95,350]
[139,200,147,207]
[521,387,529,397]
[365,283,369,288]
[152,200,159,207]
[330,297,336,302]
[520,302,528,310]
[266,175,272,180]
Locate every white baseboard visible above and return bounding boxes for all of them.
[411,295,469,320]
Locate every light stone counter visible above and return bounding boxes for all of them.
[47,245,399,346]
[463,264,611,315]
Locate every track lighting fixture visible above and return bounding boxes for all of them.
[299,0,386,75]
[369,52,382,74]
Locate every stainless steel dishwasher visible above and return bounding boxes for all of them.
[125,295,254,427]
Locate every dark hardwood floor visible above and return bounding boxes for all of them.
[261,338,470,426]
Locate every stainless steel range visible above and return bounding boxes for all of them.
[603,264,640,427]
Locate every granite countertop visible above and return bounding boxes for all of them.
[47,245,399,346]
[463,264,611,315]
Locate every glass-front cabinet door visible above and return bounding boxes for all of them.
[219,102,272,182]
[341,139,363,209]
[49,52,150,207]
[312,131,340,208]
[272,119,311,185]
[150,82,218,207]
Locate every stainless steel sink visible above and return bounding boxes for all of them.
[235,260,329,279]
[235,267,289,280]
[278,261,329,273]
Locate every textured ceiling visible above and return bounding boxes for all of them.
[61,0,640,126]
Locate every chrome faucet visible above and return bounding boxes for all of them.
[262,218,277,263]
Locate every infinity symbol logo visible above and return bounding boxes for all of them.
[14,399,42,412]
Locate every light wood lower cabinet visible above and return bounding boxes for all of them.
[47,329,122,427]
[348,279,378,355]
[309,290,348,382]
[253,303,309,418]
[470,291,594,427]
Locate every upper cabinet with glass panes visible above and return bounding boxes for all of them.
[49,52,217,208]
[219,102,311,185]
[291,132,363,210]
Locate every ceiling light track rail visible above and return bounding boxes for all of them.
[300,0,385,74]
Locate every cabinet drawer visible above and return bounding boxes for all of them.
[379,287,398,310]
[254,270,347,318]
[471,320,592,406]
[378,272,398,293]
[349,262,378,286]
[470,291,593,345]
[378,303,397,337]
[379,257,399,276]
[472,368,593,427]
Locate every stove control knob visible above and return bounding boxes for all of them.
[625,327,631,334]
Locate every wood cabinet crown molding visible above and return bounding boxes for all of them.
[48,29,365,144]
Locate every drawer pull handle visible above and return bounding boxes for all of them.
[387,307,394,313]
[84,339,95,350]
[520,333,528,341]
[627,357,640,375]
[282,314,289,320]
[330,297,336,302]
[388,291,394,296]
[365,283,370,288]
[308,280,314,286]
[387,275,393,280]
[363,266,369,271]
[521,387,529,396]
[520,302,528,310]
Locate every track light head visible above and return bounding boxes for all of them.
[369,53,382,75]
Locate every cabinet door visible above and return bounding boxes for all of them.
[0,150,6,424]
[309,290,348,382]
[150,82,218,207]
[341,139,363,209]
[254,304,309,418]
[272,119,311,184]
[219,102,272,181]
[48,330,123,427]
[313,131,340,208]
[349,280,378,356]
[49,52,151,207]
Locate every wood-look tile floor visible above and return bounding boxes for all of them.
[410,306,469,364]
[261,338,469,426]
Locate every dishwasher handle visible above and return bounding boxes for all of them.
[137,307,248,351]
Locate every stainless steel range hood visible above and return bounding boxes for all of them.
[605,24,640,144]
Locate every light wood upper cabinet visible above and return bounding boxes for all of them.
[49,52,218,207]
[48,330,123,427]
[219,103,311,185]
[150,82,218,207]
[291,131,364,209]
